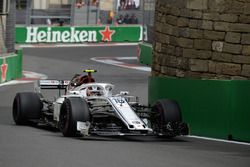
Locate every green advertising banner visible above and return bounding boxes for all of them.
[0,50,22,83]
[16,26,143,43]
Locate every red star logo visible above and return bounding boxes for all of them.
[1,62,8,82]
[99,26,115,42]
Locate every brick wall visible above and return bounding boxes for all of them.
[152,0,250,79]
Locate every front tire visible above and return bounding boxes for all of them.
[12,92,42,125]
[152,99,182,137]
[59,97,90,137]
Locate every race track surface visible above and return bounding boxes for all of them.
[0,46,249,167]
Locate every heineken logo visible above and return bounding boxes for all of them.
[25,26,116,43]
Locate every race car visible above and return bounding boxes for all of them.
[12,70,188,137]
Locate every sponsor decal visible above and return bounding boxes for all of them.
[1,58,8,82]
[25,26,116,43]
[99,26,115,42]
[25,27,97,43]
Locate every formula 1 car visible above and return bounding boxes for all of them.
[12,70,188,137]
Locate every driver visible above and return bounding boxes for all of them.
[70,74,95,87]
[86,86,103,96]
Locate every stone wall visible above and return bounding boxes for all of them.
[152,0,250,79]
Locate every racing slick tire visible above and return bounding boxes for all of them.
[152,99,182,137]
[12,92,42,125]
[59,97,90,137]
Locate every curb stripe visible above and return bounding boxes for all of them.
[0,71,47,87]
[91,57,151,72]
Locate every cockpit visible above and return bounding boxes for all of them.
[68,70,96,90]
[67,69,114,97]
[68,83,114,97]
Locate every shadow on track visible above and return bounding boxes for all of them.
[75,135,188,143]
[10,122,189,143]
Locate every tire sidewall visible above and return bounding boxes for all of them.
[13,94,25,124]
[153,99,182,124]
[12,92,42,125]
[152,99,182,136]
[59,97,90,137]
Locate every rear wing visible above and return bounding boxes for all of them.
[35,80,70,93]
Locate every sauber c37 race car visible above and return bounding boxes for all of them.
[13,70,188,138]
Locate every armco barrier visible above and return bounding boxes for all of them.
[138,42,152,66]
[0,50,23,83]
[16,26,143,43]
[149,76,250,142]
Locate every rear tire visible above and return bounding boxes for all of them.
[59,97,90,137]
[12,92,42,125]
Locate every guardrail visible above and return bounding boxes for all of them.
[138,42,152,66]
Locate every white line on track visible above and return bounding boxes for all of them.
[0,71,47,87]
[91,57,151,72]
[188,135,250,146]
[116,57,137,60]
[22,70,47,79]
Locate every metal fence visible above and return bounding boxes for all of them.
[16,0,72,25]
[16,0,155,42]
[141,0,155,44]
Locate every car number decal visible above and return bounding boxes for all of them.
[110,97,140,121]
